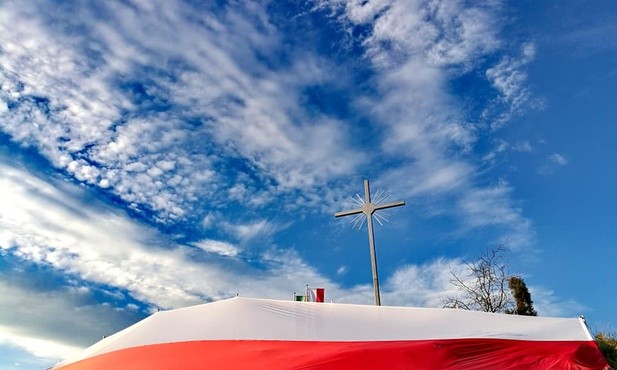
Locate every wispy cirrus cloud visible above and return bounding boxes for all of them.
[538,152,569,175]
[456,181,534,248]
[222,219,285,243]
[485,42,539,128]
[549,153,568,166]
[556,12,617,56]
[0,0,363,225]
[319,0,536,247]
[529,286,587,318]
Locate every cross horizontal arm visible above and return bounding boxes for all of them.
[334,208,363,217]
[374,200,405,211]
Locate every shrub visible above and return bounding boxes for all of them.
[595,332,617,369]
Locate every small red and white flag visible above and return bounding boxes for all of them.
[307,288,325,302]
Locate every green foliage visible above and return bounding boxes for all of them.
[595,332,617,369]
[507,276,537,316]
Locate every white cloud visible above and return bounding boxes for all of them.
[382,258,467,308]
[201,212,218,229]
[0,327,81,362]
[222,219,282,243]
[550,153,568,166]
[212,79,364,190]
[227,183,249,202]
[0,162,221,309]
[482,139,510,163]
[481,139,536,165]
[457,181,534,248]
[514,140,533,152]
[530,286,587,318]
[538,153,569,174]
[486,42,537,128]
[321,2,470,169]
[193,239,241,257]
[330,0,485,202]
[336,0,501,69]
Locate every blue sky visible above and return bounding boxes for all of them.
[0,0,615,368]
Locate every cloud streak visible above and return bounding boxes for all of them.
[486,42,538,127]
[0,0,363,225]
[320,0,535,246]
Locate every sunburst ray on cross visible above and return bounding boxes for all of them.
[335,179,405,306]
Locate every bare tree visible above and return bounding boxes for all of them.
[444,245,512,313]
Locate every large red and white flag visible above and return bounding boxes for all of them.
[52,297,608,370]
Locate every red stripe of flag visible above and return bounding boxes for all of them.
[55,339,608,370]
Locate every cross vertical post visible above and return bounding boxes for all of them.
[335,179,405,306]
[364,180,381,305]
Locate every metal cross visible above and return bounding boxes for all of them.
[334,179,405,306]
